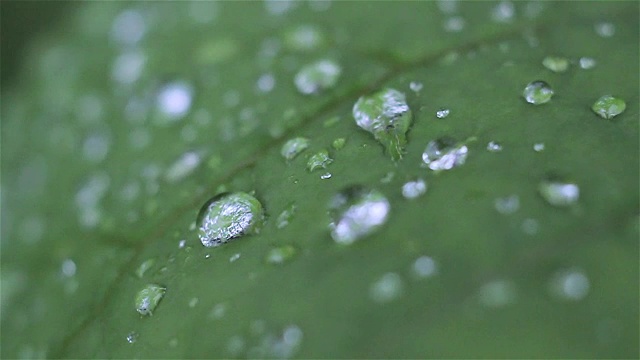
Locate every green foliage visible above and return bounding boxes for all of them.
[1,1,638,358]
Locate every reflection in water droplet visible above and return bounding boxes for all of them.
[353,88,412,160]
[486,141,503,152]
[135,284,166,316]
[542,56,569,73]
[370,272,404,303]
[436,108,450,119]
[494,195,520,214]
[422,137,468,171]
[281,137,310,161]
[197,192,265,247]
[306,150,333,172]
[523,80,553,104]
[265,245,297,264]
[328,186,390,245]
[579,57,596,70]
[402,179,427,199]
[592,95,626,119]
[412,256,438,278]
[533,143,545,152]
[550,268,590,301]
[538,180,579,207]
[126,331,139,344]
[479,279,517,308]
[294,59,341,95]
[156,81,193,121]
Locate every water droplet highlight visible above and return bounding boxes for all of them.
[126,331,139,344]
[306,149,333,172]
[538,179,580,207]
[542,56,569,73]
[533,143,545,152]
[294,59,341,95]
[265,245,297,265]
[352,88,412,160]
[486,141,503,152]
[281,137,310,161]
[421,137,468,171]
[197,192,265,247]
[592,95,626,119]
[401,179,427,199]
[135,284,166,316]
[523,80,553,104]
[436,108,450,119]
[328,186,390,245]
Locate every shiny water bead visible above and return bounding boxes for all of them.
[542,56,569,73]
[538,180,580,207]
[328,186,390,245]
[197,192,265,247]
[281,137,310,161]
[135,284,166,316]
[294,59,341,95]
[523,80,553,104]
[422,137,468,171]
[306,149,333,172]
[591,95,626,119]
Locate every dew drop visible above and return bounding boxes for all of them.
[550,268,590,301]
[126,331,139,344]
[491,1,515,23]
[443,16,465,32]
[156,81,193,121]
[209,303,226,319]
[538,179,579,207]
[421,137,468,171]
[294,59,341,95]
[281,137,310,161]
[352,88,412,160]
[61,259,77,277]
[256,73,276,93]
[265,245,297,265]
[402,179,427,199]
[523,80,553,104]
[284,24,325,52]
[494,195,520,214]
[164,151,202,183]
[328,186,390,245]
[412,256,438,278]
[579,57,596,70]
[478,279,517,308]
[189,297,199,308]
[591,95,626,119]
[533,142,545,152]
[197,192,265,247]
[320,172,332,180]
[594,22,615,38]
[135,258,156,278]
[331,138,346,150]
[276,203,297,229]
[370,272,404,303]
[111,9,146,46]
[409,81,423,93]
[229,253,241,262]
[306,149,333,172]
[436,108,450,119]
[135,284,166,316]
[542,56,569,73]
[486,141,503,152]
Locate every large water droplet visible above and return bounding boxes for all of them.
[197,192,265,247]
[328,186,390,245]
[280,137,310,161]
[591,95,626,119]
[370,272,404,303]
[421,137,468,171]
[352,88,413,160]
[542,56,569,73]
[135,284,166,316]
[306,149,333,172]
[538,179,580,207]
[294,59,341,95]
[523,80,553,104]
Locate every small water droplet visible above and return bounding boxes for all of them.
[197,192,265,247]
[436,108,450,119]
[353,88,412,160]
[169,338,178,348]
[209,303,226,319]
[542,56,569,73]
[265,245,297,265]
[494,195,520,214]
[412,256,438,278]
[135,258,156,278]
[284,24,325,51]
[294,59,341,95]
[486,141,503,152]
[521,218,539,235]
[111,9,146,46]
[409,81,423,92]
[165,151,202,183]
[478,279,517,307]
[135,284,166,316]
[227,335,246,356]
[256,73,276,93]
[82,132,111,163]
[276,203,297,229]
[533,142,545,152]
[538,179,580,207]
[579,57,596,70]
[370,272,404,303]
[401,179,427,199]
[126,331,139,344]
[281,137,310,161]
[229,253,241,262]
[443,16,465,32]
[328,186,390,245]
[306,149,333,172]
[178,239,186,249]
[205,254,212,259]
[550,268,590,301]
[320,172,332,180]
[331,138,346,150]
[380,171,395,184]
[421,137,468,171]
[523,80,554,104]
[156,81,193,121]
[61,259,77,277]
[491,1,515,23]
[594,22,615,38]
[591,95,626,119]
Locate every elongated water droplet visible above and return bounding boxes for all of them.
[165,151,202,183]
[353,88,412,160]
[135,284,166,316]
[197,192,265,247]
[135,258,156,278]
[265,245,297,264]
[306,149,333,172]
[281,137,310,161]
[591,95,626,119]
[294,59,341,95]
[320,172,332,180]
[421,137,468,171]
[402,179,427,199]
[542,56,569,73]
[328,186,390,245]
[538,179,579,207]
[533,143,545,152]
[436,108,450,119]
[276,203,297,229]
[523,80,553,104]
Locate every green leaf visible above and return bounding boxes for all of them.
[2,1,638,358]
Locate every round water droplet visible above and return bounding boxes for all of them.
[156,81,193,121]
[370,272,404,303]
[436,108,450,119]
[412,256,438,278]
[523,80,553,104]
[421,137,468,171]
[542,56,569,73]
[280,137,310,161]
[265,245,297,264]
[550,268,590,301]
[579,57,596,70]
[594,22,615,37]
[135,284,166,316]
[294,59,341,95]
[284,24,325,52]
[328,186,390,245]
[486,141,503,152]
[402,179,427,199]
[197,192,265,247]
[478,280,517,308]
[352,88,412,160]
[126,331,139,344]
[306,149,333,172]
[591,95,626,119]
[331,138,346,150]
[409,81,423,92]
[533,142,545,152]
[61,259,77,277]
[538,179,579,207]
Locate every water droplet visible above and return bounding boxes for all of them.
[521,218,539,235]
[164,151,202,183]
[402,179,427,199]
[443,16,465,32]
[550,268,590,301]
[370,272,404,303]
[579,57,596,70]
[421,137,468,171]
[126,331,139,344]
[294,59,341,95]
[523,80,553,104]
[436,108,450,119]
[491,1,515,23]
[320,172,332,180]
[256,73,276,93]
[594,22,615,37]
[284,24,325,51]
[478,280,517,307]
[209,303,226,319]
[156,81,193,121]
[135,258,156,278]
[178,239,186,249]
[323,115,340,128]
[135,284,166,316]
[82,131,111,163]
[591,95,626,119]
[111,9,146,46]
[437,0,458,14]
[197,192,265,247]
[486,141,503,152]
[229,253,241,262]
[380,171,395,184]
[281,137,310,161]
[533,142,545,152]
[331,138,346,150]
[494,195,520,214]
[276,203,297,229]
[188,297,199,308]
[352,88,413,160]
[265,245,297,265]
[542,56,569,73]
[112,51,146,84]
[306,149,333,172]
[328,186,390,245]
[538,179,580,207]
[61,259,77,277]
[412,256,438,278]
[227,335,246,356]
[409,81,423,92]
